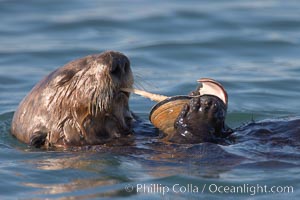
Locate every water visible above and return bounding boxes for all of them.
[1,0,300,199]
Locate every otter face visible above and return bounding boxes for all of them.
[79,51,134,142]
[55,51,134,145]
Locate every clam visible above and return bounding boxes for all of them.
[149,95,192,135]
[121,78,228,135]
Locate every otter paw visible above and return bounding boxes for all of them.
[172,95,227,143]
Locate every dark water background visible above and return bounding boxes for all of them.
[1,0,300,199]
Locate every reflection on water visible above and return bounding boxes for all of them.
[1,0,300,199]
[23,178,120,196]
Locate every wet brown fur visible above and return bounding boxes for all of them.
[11,51,134,148]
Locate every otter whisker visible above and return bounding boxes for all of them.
[96,95,100,116]
[133,73,158,91]
[88,102,91,115]
[89,86,96,116]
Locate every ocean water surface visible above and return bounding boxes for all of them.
[0,0,300,199]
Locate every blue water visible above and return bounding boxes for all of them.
[1,0,300,199]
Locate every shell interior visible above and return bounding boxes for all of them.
[198,78,228,106]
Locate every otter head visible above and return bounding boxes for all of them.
[26,51,135,147]
[86,51,134,140]
[50,51,135,145]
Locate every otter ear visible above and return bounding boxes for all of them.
[30,131,47,148]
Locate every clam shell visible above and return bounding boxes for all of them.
[149,96,191,135]
[198,78,228,106]
[149,78,227,135]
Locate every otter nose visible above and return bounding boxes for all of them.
[110,57,130,78]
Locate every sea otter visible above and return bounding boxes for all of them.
[11,51,231,148]
[11,51,134,148]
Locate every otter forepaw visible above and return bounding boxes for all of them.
[172,95,229,143]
